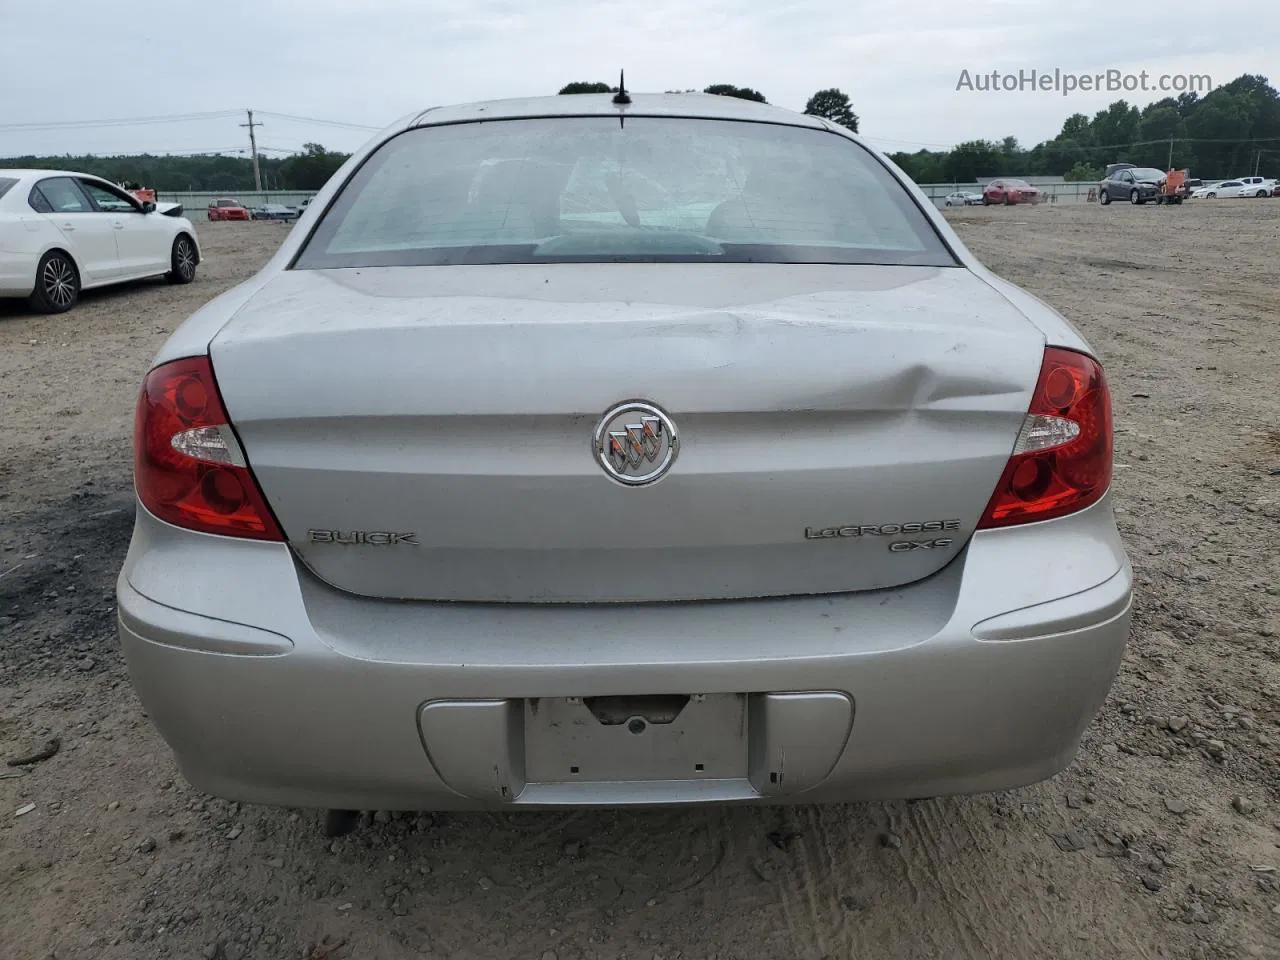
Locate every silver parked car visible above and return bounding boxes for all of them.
[118,93,1131,818]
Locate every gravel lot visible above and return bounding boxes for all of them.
[2,207,1278,960]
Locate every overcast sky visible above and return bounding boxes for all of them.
[2,0,1275,159]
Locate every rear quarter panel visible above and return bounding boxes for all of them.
[0,211,82,295]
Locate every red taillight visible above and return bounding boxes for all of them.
[134,356,284,541]
[978,347,1113,529]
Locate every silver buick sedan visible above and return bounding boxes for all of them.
[117,92,1131,819]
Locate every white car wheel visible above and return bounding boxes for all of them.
[167,235,198,285]
[28,251,80,314]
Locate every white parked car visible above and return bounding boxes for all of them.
[0,169,200,313]
[943,191,983,206]
[1238,176,1276,197]
[1194,180,1252,199]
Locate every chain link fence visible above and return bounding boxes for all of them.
[919,181,1098,207]
[156,191,317,220]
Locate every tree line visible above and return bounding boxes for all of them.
[4,73,1275,190]
[0,141,351,193]
[888,74,1280,182]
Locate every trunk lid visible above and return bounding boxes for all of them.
[210,263,1045,602]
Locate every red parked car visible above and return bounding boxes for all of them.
[982,179,1044,206]
[207,198,250,221]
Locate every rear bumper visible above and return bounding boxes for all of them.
[0,250,36,298]
[117,497,1132,810]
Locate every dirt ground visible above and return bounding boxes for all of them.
[1,207,1278,960]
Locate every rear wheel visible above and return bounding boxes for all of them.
[1257,190,1268,197]
[1206,192,1217,199]
[167,235,198,285]
[27,251,79,314]
[1099,189,1111,205]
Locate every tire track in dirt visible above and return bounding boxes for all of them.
[788,805,851,958]
[895,800,1007,959]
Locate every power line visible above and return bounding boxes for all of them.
[0,108,382,138]
[0,110,240,131]
[256,111,381,131]
[1079,135,1280,150]
[28,147,249,157]
[0,144,311,159]
[874,134,1280,154]
[139,146,249,156]
[864,135,955,150]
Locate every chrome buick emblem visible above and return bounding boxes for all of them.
[592,401,679,486]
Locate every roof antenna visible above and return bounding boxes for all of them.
[612,70,631,105]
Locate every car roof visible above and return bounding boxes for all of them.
[0,168,110,180]
[407,93,830,131]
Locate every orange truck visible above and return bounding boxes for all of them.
[1160,170,1187,204]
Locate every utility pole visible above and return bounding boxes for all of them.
[1254,151,1262,177]
[241,109,263,192]
[1167,138,1174,171]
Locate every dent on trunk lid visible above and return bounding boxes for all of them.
[209,264,1046,603]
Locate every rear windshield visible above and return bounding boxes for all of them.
[0,177,16,199]
[216,199,239,207]
[296,117,955,268]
